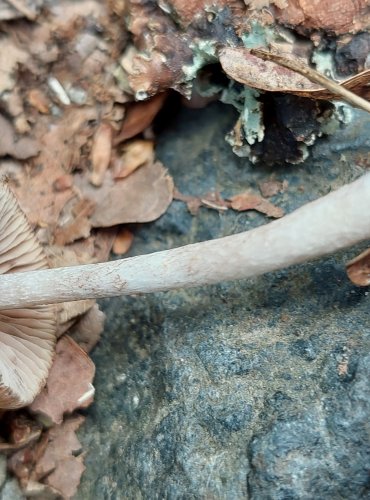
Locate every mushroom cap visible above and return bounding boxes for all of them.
[0,183,56,409]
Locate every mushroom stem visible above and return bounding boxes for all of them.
[1,174,370,309]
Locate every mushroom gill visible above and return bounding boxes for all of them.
[0,183,56,409]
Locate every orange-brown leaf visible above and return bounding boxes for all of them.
[346,247,370,286]
[114,93,167,144]
[230,191,284,218]
[113,228,134,255]
[220,47,370,100]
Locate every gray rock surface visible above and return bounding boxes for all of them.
[76,103,370,499]
[0,478,24,500]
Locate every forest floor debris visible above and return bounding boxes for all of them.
[0,0,369,498]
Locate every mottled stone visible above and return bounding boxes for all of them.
[0,478,24,500]
[76,103,370,499]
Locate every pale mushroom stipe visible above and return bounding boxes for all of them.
[1,174,370,409]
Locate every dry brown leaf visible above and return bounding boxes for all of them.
[0,37,28,93]
[346,247,370,286]
[45,455,85,499]
[34,416,86,499]
[275,0,370,35]
[75,161,174,227]
[229,191,284,218]
[69,304,106,353]
[13,108,97,228]
[174,189,228,215]
[0,114,39,160]
[69,228,117,263]
[54,198,95,246]
[8,416,85,498]
[90,122,113,187]
[114,93,167,144]
[220,47,370,100]
[30,336,95,425]
[113,228,134,254]
[259,179,288,198]
[114,139,154,179]
[54,217,92,246]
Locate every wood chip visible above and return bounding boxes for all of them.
[90,122,113,187]
[114,139,154,179]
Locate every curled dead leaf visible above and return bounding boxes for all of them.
[220,47,370,101]
[114,93,167,144]
[113,228,134,255]
[346,247,370,286]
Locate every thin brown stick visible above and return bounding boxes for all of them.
[250,48,370,114]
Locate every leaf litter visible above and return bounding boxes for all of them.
[0,0,368,497]
[0,0,173,497]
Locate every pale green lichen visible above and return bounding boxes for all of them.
[182,40,218,82]
[320,103,353,135]
[221,82,264,156]
[241,21,273,49]
[312,50,336,79]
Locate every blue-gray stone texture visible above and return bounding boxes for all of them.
[76,102,370,499]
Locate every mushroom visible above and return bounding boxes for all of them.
[0,173,369,310]
[0,184,55,409]
[0,174,369,409]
